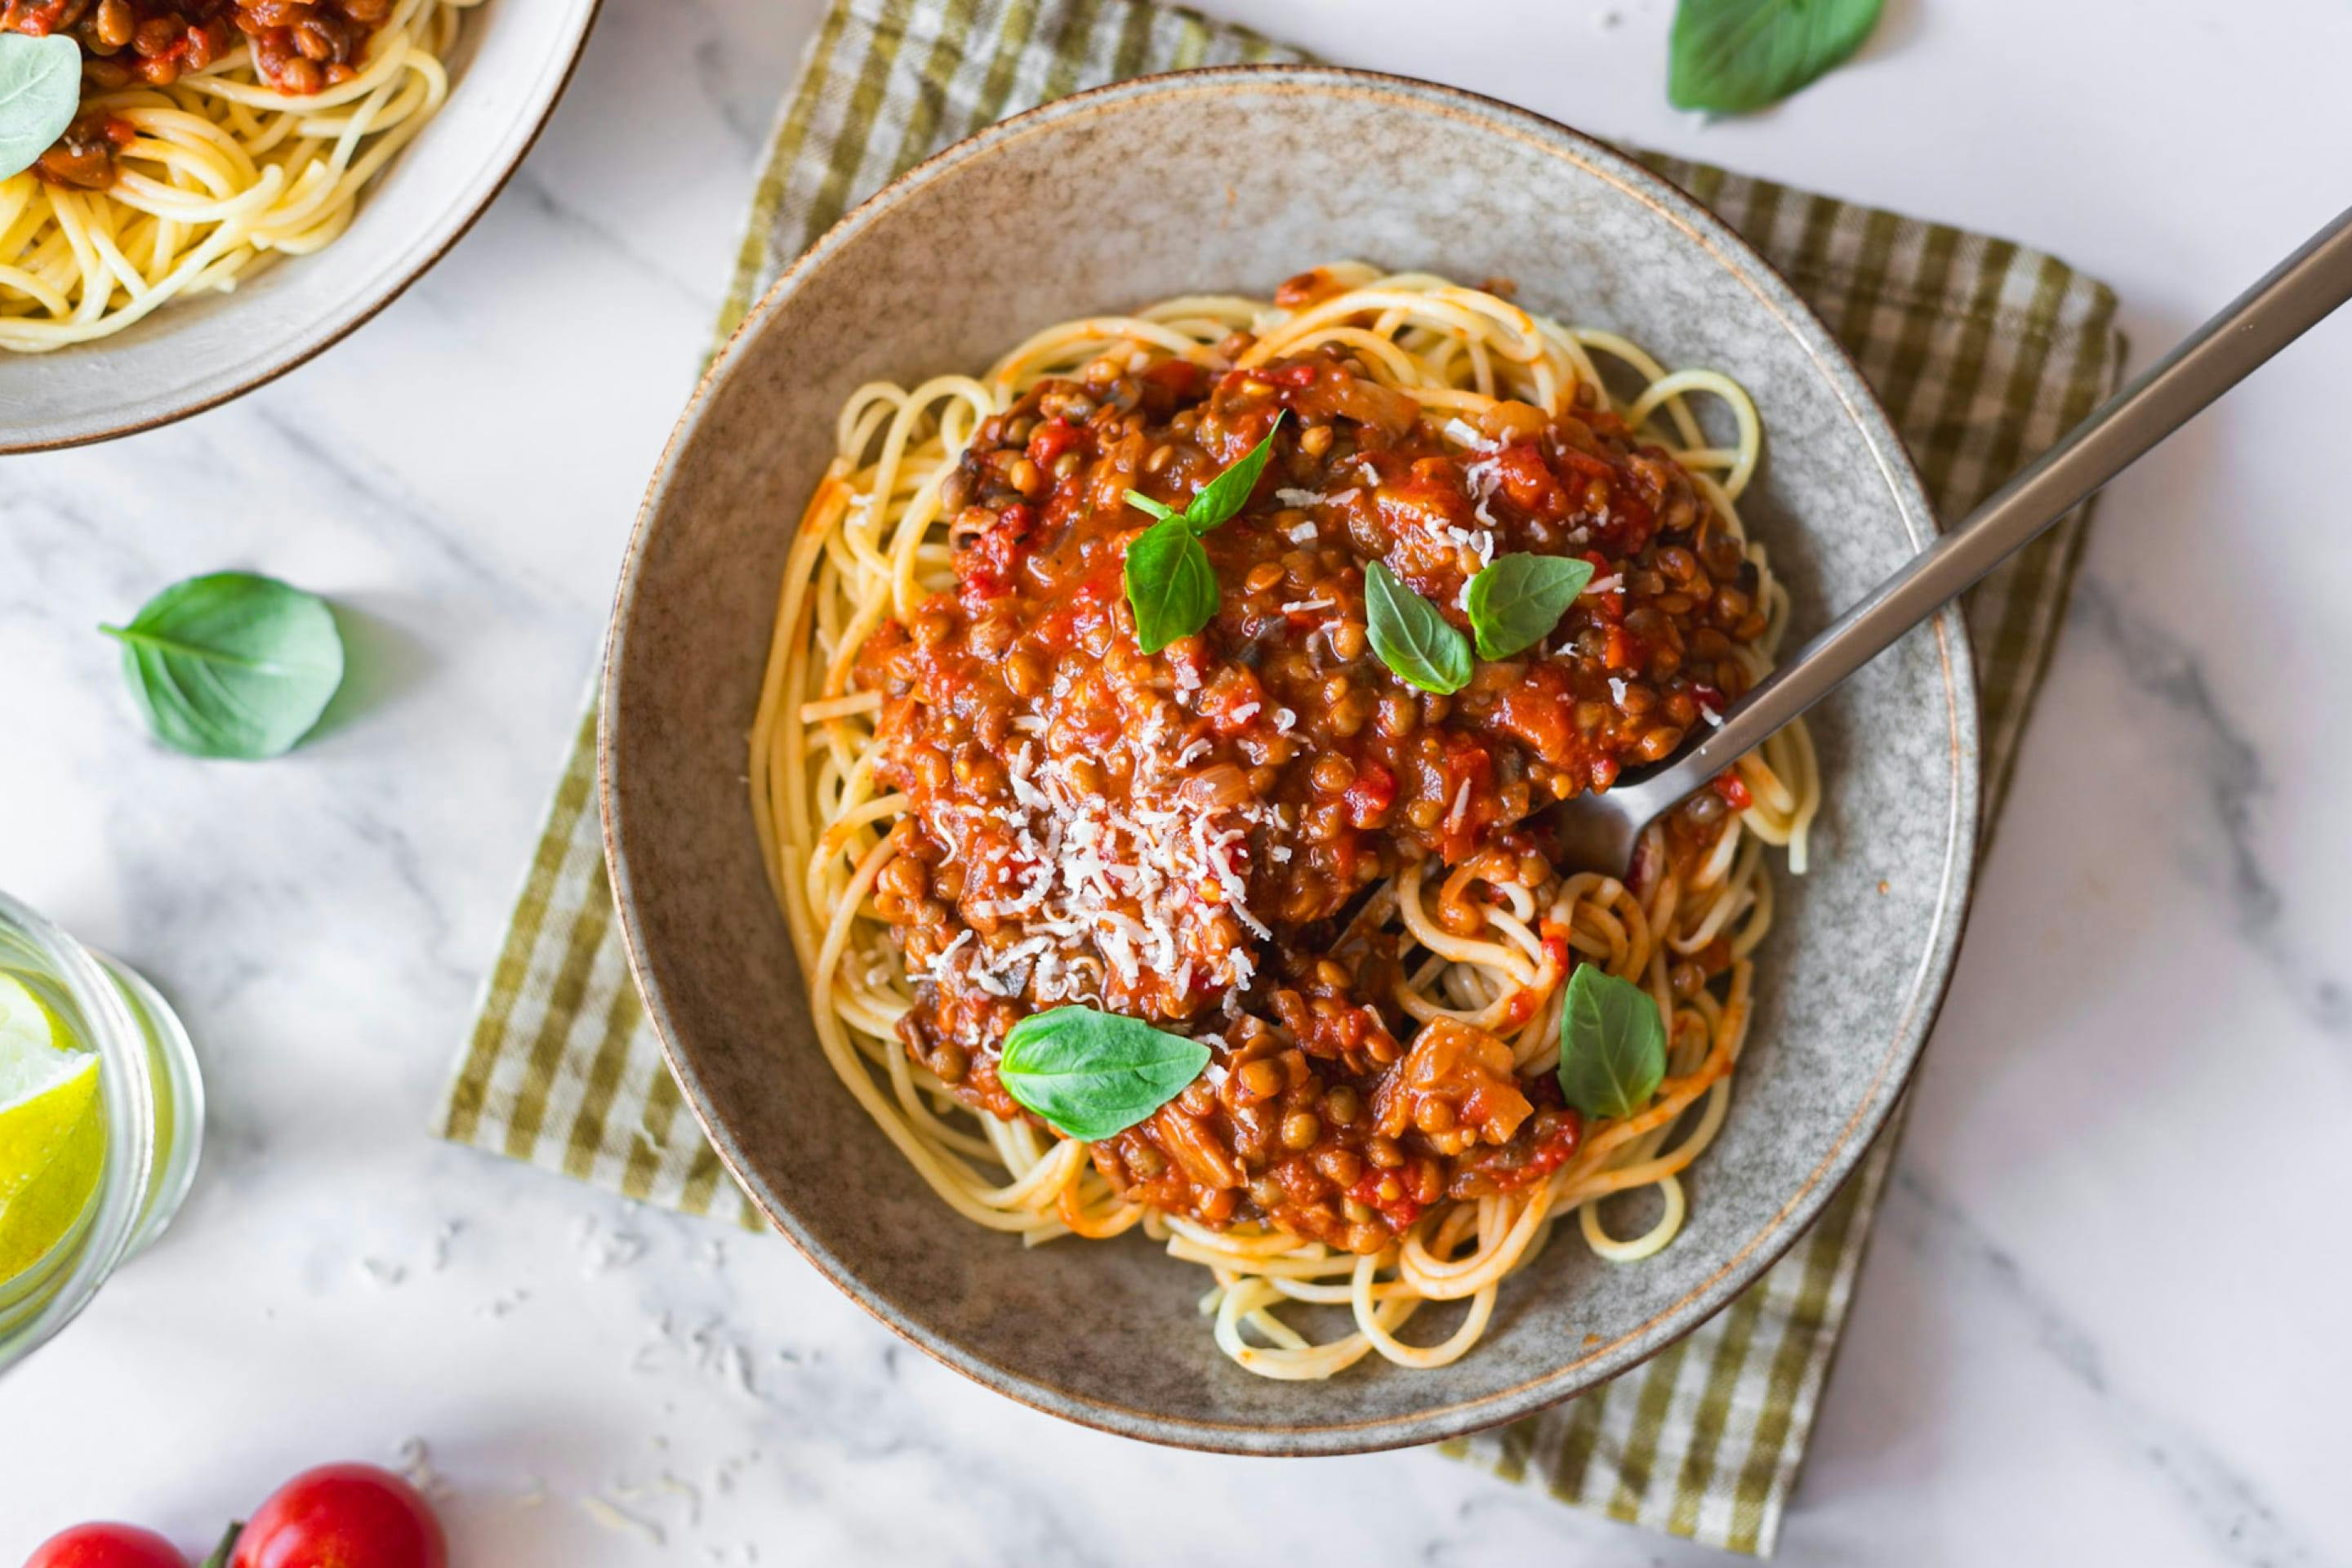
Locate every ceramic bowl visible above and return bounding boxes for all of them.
[0,0,600,453]
[602,66,1976,1454]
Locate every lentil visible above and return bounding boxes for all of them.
[866,311,1761,1250]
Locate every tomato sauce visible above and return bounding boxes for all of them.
[857,326,1766,1251]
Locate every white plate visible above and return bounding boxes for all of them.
[0,0,599,452]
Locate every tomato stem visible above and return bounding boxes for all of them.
[199,1520,243,1568]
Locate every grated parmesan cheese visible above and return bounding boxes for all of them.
[1438,522,1495,566]
[924,929,973,981]
[926,736,1272,1009]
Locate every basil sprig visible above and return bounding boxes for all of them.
[1363,559,1472,694]
[101,572,347,760]
[1464,552,1594,660]
[1668,0,1885,114]
[1120,413,1284,653]
[1555,966,1668,1120]
[1122,518,1219,655]
[0,33,82,183]
[998,1006,1211,1141]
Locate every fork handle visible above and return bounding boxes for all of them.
[1628,201,2352,814]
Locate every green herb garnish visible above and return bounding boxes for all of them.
[1120,414,1285,653]
[1464,552,1595,660]
[0,33,82,183]
[997,1006,1211,1141]
[1363,559,1472,695]
[101,572,346,760]
[1667,0,1885,115]
[1555,967,1668,1120]
[1123,516,1220,655]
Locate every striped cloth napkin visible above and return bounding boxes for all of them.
[436,0,2123,1552]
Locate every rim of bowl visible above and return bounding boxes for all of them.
[0,0,605,457]
[601,63,1980,1454]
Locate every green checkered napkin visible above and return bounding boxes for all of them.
[435,0,2123,1552]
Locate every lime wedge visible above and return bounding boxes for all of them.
[0,973,105,1281]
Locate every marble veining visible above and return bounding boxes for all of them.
[1883,1170,2316,1566]
[2068,578,2349,1048]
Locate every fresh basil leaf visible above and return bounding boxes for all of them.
[1179,411,1285,534]
[1124,516,1218,653]
[1556,966,1668,1120]
[1123,489,1180,525]
[1363,559,1472,694]
[1465,552,1595,660]
[1119,415,1290,653]
[100,572,345,760]
[998,1006,1210,1141]
[0,33,83,184]
[1668,0,1884,114]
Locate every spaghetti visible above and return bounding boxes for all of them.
[0,0,474,352]
[750,266,1820,1379]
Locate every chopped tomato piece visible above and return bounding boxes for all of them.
[1348,1169,1424,1228]
[1475,1110,1583,1194]
[1026,416,1083,468]
[1437,735,1494,862]
[1488,441,1566,518]
[1604,625,1644,670]
[958,502,1036,607]
[1343,760,1396,828]
[1143,358,1205,397]
[1196,666,1267,735]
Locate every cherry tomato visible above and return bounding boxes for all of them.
[22,1523,189,1568]
[228,1466,443,1568]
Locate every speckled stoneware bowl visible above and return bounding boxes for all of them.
[0,0,599,453]
[603,66,1977,1455]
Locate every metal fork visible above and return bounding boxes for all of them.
[1548,204,2352,879]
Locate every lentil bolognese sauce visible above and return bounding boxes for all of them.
[0,0,475,349]
[750,265,1820,1379]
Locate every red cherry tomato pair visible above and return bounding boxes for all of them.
[23,1464,444,1568]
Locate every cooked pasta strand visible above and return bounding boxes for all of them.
[748,271,1815,1378]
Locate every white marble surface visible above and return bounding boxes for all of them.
[6,0,2351,1560]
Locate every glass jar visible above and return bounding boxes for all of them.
[0,888,203,1376]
